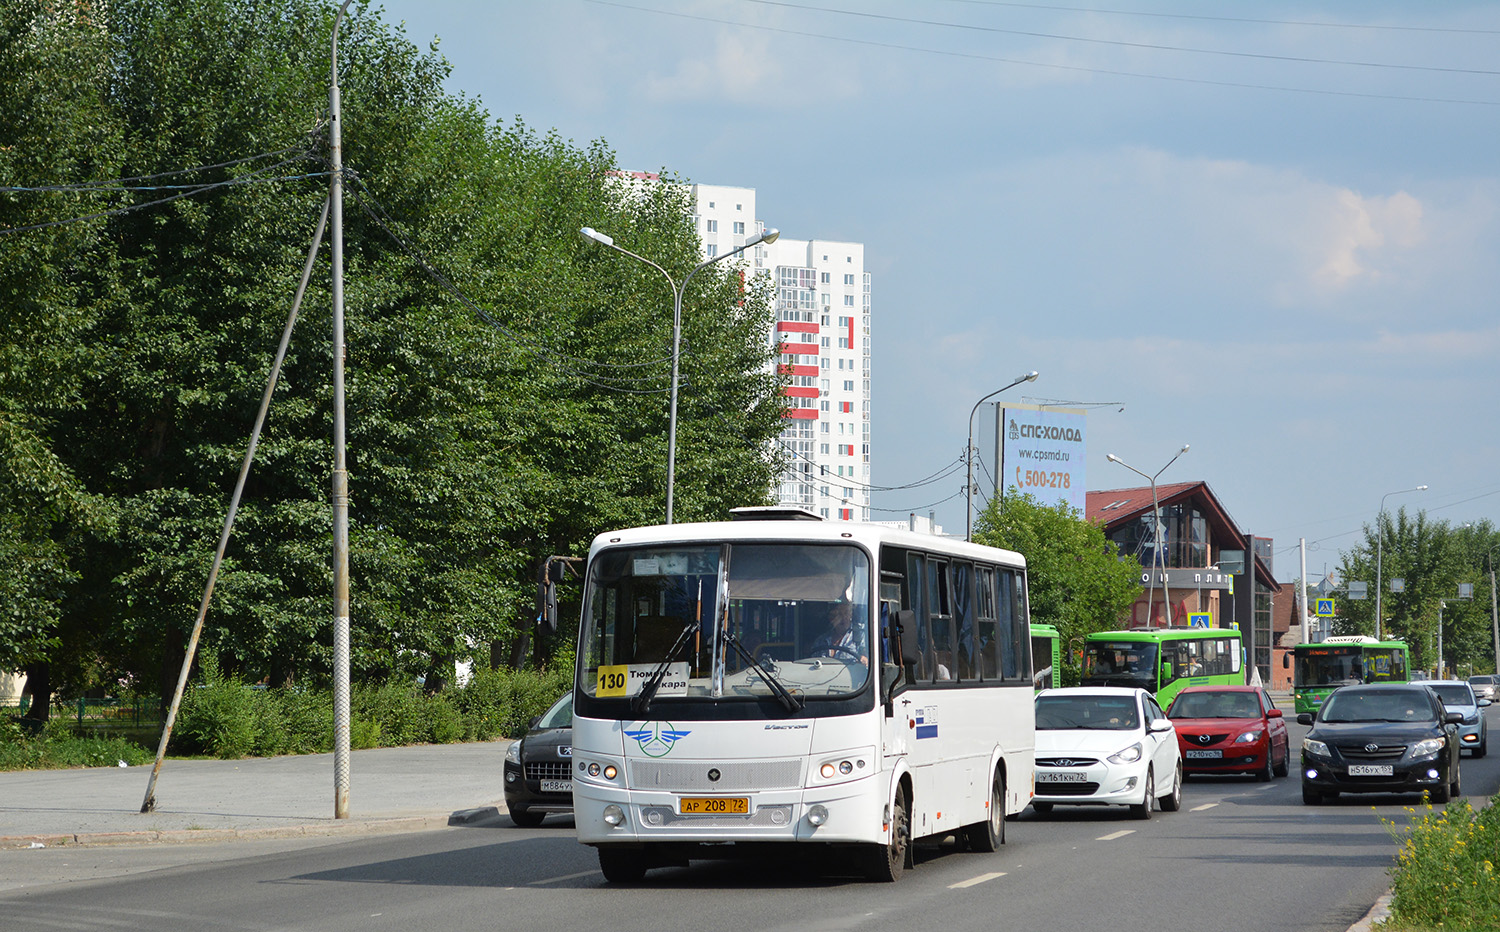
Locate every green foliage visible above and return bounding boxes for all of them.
[1337,514,1500,675]
[1381,796,1500,931]
[0,716,154,770]
[176,650,258,758]
[1,0,784,704]
[975,491,1142,680]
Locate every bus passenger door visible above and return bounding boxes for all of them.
[881,602,912,764]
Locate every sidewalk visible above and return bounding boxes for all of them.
[0,741,512,848]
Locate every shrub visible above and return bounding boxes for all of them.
[176,651,258,758]
[1382,796,1500,931]
[0,716,155,770]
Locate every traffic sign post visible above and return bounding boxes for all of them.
[1315,598,1335,618]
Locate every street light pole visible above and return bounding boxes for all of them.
[964,371,1038,541]
[580,225,779,524]
[1106,445,1189,627]
[1374,484,1427,641]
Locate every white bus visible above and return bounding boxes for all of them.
[570,508,1036,882]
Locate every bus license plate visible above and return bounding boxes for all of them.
[679,797,749,814]
[539,779,572,793]
[1185,750,1222,759]
[1036,771,1087,783]
[1348,764,1394,777]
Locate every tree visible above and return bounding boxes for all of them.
[974,491,1141,681]
[1336,510,1497,675]
[3,0,786,706]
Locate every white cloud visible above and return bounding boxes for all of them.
[1309,189,1425,291]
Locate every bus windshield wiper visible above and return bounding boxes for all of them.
[723,631,803,713]
[632,620,698,715]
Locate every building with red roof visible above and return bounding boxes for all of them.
[1086,481,1286,683]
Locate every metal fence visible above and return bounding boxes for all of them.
[1,697,163,728]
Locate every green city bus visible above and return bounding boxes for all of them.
[1030,622,1061,691]
[1285,635,1410,715]
[1080,626,1244,706]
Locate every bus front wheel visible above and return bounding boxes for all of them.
[963,772,1005,852]
[862,791,910,882]
[598,847,647,883]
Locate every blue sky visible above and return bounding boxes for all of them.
[366,1,1500,581]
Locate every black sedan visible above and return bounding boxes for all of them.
[503,691,573,826]
[1299,683,1463,805]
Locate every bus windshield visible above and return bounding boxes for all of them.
[578,541,872,707]
[1081,641,1159,692]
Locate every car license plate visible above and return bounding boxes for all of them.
[1185,749,1223,759]
[1035,771,1087,783]
[539,779,572,793]
[1348,764,1394,777]
[679,797,749,814]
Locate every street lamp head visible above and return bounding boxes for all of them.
[1180,444,1190,454]
[1417,484,1428,491]
[746,227,780,247]
[579,226,614,247]
[1019,370,1039,383]
[1106,453,1119,463]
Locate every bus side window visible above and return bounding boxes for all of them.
[953,561,977,681]
[928,559,954,682]
[976,567,999,680]
[997,570,1019,679]
[905,552,929,682]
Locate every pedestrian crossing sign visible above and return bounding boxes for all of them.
[1187,612,1212,628]
[1315,598,1335,617]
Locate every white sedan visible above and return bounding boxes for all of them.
[1032,686,1183,819]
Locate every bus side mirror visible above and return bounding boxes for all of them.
[894,610,919,662]
[1161,661,1174,683]
[1282,653,1290,669]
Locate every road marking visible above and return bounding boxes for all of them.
[1097,830,1135,841]
[530,870,600,885]
[949,871,1007,889]
[1191,803,1218,812]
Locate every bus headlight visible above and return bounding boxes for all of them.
[806,804,829,827]
[602,804,626,827]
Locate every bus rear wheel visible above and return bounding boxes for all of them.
[963,772,1005,852]
[862,791,909,882]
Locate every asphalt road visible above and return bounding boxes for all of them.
[2,711,1495,932]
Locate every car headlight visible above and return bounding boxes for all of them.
[1108,742,1143,765]
[505,740,522,765]
[1234,729,1264,744]
[1302,737,1330,757]
[1410,738,1445,758]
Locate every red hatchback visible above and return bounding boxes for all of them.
[1166,685,1290,781]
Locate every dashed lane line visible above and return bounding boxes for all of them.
[949,871,1007,889]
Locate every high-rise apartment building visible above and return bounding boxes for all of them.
[687,182,871,521]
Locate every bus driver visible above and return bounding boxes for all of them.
[812,601,868,666]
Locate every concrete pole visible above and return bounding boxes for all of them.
[329,0,354,820]
[1299,537,1309,641]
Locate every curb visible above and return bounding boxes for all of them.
[1346,890,1394,932]
[0,813,467,850]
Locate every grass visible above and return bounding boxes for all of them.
[0,718,156,770]
[1378,794,1500,931]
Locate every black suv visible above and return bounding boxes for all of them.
[503,691,574,826]
[1299,684,1463,805]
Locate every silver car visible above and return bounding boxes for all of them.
[1427,680,1490,758]
[1469,674,1498,704]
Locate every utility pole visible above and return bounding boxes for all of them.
[329,0,354,820]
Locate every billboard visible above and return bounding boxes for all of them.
[998,404,1087,513]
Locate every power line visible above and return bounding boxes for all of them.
[0,156,326,236]
[945,0,1500,37]
[743,0,1500,76]
[586,0,1500,106]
